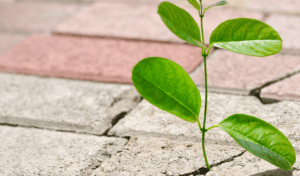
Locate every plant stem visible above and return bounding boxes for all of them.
[202,54,210,170]
[197,119,203,133]
[205,124,219,132]
[199,0,211,170]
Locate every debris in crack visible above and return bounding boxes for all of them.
[111,112,127,126]
[178,167,210,176]
[249,68,300,104]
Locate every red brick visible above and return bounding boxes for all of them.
[0,32,28,56]
[0,35,203,84]
[261,73,300,102]
[0,2,81,33]
[264,14,300,50]
[190,50,300,95]
[54,1,264,44]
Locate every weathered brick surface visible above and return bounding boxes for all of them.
[261,73,300,102]
[0,2,82,33]
[243,0,300,14]
[0,73,140,135]
[190,50,300,95]
[0,35,202,83]
[0,32,27,56]
[109,91,300,146]
[0,126,127,175]
[54,1,263,44]
[264,14,300,50]
[92,136,244,176]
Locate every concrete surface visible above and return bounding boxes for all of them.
[109,90,300,146]
[190,50,300,95]
[53,1,264,44]
[206,150,300,176]
[0,72,140,135]
[261,73,300,102]
[0,125,127,176]
[0,35,203,84]
[91,136,245,176]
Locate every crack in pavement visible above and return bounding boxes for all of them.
[209,150,247,169]
[250,68,300,104]
[177,150,247,176]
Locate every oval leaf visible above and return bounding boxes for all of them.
[132,57,201,123]
[210,18,282,57]
[219,114,296,170]
[187,0,200,10]
[158,2,205,48]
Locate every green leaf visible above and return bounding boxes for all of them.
[132,57,201,123]
[219,114,296,170]
[204,1,228,12]
[158,2,205,48]
[210,18,282,57]
[187,0,200,10]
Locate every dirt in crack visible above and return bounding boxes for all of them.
[111,112,127,126]
[178,150,246,176]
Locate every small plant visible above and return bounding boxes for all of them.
[132,0,296,171]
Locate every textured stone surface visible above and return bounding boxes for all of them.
[206,148,300,176]
[0,73,140,135]
[0,35,202,84]
[92,136,244,176]
[190,50,300,95]
[0,126,127,176]
[0,2,82,33]
[261,73,300,102]
[54,1,263,44]
[265,14,300,50]
[0,32,27,56]
[109,90,300,145]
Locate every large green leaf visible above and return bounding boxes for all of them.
[210,18,282,57]
[158,2,205,48]
[132,57,201,123]
[219,114,296,170]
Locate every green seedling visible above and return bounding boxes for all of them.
[131,0,296,171]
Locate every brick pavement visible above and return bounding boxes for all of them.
[0,0,300,175]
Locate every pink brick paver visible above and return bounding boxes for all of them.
[0,35,203,84]
[53,1,264,44]
[264,14,300,50]
[243,0,300,14]
[261,73,300,101]
[190,50,300,94]
[0,2,82,33]
[0,33,28,56]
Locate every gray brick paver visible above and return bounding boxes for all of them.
[0,126,127,175]
[109,90,300,145]
[91,136,244,176]
[0,73,140,135]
